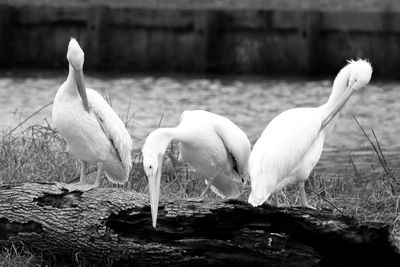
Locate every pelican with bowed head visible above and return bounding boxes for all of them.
[248,59,373,208]
[142,110,251,227]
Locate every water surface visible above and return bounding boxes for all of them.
[1,71,399,175]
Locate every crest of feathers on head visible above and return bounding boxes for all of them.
[346,58,373,71]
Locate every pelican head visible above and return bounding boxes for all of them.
[142,151,163,228]
[66,38,89,111]
[142,129,174,228]
[347,59,373,91]
[321,59,372,129]
[67,38,84,70]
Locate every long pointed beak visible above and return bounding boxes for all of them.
[321,86,354,130]
[74,69,90,112]
[149,153,163,228]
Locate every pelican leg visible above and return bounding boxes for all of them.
[187,178,214,202]
[55,160,85,190]
[68,161,102,192]
[58,160,86,191]
[299,181,316,210]
[269,175,298,207]
[93,162,103,188]
[79,160,88,183]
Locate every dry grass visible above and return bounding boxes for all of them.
[0,244,41,267]
[0,108,399,265]
[0,122,77,185]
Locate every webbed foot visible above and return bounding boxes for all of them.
[63,182,98,192]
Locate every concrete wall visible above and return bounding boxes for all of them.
[1,0,400,77]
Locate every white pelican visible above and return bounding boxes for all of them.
[142,110,251,227]
[248,59,373,208]
[52,38,133,192]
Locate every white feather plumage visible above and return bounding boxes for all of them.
[53,39,132,191]
[87,89,133,178]
[143,110,251,198]
[248,59,373,207]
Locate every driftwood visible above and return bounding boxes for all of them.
[0,182,398,266]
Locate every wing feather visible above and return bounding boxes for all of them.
[180,110,251,177]
[87,89,133,172]
[213,114,251,178]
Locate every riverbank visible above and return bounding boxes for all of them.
[1,0,400,77]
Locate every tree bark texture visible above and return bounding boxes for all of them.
[0,182,398,266]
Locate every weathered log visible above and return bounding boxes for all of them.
[0,182,398,266]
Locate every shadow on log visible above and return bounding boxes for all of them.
[0,183,398,266]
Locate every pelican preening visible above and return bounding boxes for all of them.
[52,39,133,192]
[142,110,251,227]
[52,39,373,226]
[248,59,373,208]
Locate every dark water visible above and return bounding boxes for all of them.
[1,71,399,175]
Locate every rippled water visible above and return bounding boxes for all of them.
[1,71,399,175]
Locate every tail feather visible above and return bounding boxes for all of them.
[103,154,129,184]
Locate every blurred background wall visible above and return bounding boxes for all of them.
[1,0,400,77]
